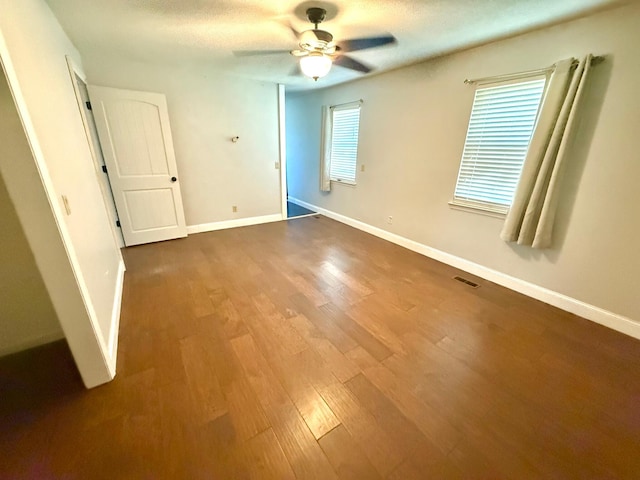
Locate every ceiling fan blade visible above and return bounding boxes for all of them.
[334,55,372,74]
[338,35,396,52]
[233,49,291,57]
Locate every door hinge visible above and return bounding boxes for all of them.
[85,101,92,110]
[101,165,107,174]
[116,220,121,227]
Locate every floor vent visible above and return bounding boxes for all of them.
[453,276,479,288]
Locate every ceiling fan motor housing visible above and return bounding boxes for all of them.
[306,7,327,25]
[300,29,334,51]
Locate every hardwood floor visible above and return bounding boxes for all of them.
[1,215,639,479]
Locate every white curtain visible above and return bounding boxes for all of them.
[319,105,332,192]
[501,55,593,248]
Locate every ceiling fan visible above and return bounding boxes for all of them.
[234,7,397,81]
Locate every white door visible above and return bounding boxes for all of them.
[88,86,187,246]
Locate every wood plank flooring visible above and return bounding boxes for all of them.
[1,215,640,479]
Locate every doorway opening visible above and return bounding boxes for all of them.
[278,84,318,220]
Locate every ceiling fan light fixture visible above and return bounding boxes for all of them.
[300,52,332,81]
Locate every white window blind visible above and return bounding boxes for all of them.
[329,103,361,184]
[453,77,546,213]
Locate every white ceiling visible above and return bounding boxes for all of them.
[46,0,624,90]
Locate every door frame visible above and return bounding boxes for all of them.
[66,56,125,248]
[278,83,288,219]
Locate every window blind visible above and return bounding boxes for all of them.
[329,104,361,184]
[454,78,546,211]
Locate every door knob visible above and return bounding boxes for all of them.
[171,176,177,182]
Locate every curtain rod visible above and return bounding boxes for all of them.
[464,55,604,85]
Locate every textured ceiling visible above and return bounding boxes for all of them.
[46,0,624,90]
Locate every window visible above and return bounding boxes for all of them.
[452,76,547,214]
[329,102,361,185]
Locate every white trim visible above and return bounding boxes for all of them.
[330,179,357,187]
[287,197,306,207]
[0,331,66,358]
[286,213,317,220]
[65,56,125,249]
[106,259,125,376]
[448,200,507,219]
[288,196,640,340]
[287,196,317,210]
[278,84,288,219]
[187,213,283,234]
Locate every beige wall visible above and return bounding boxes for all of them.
[0,0,122,386]
[0,168,62,355]
[82,57,282,227]
[286,3,640,324]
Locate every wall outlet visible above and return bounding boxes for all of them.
[387,216,393,224]
[275,162,280,169]
[232,205,237,213]
[361,164,365,172]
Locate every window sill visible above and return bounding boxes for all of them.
[331,179,356,187]
[448,200,507,219]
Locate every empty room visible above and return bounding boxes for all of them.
[1,0,639,478]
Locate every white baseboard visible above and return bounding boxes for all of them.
[106,258,126,376]
[187,213,283,235]
[287,197,307,207]
[288,196,640,340]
